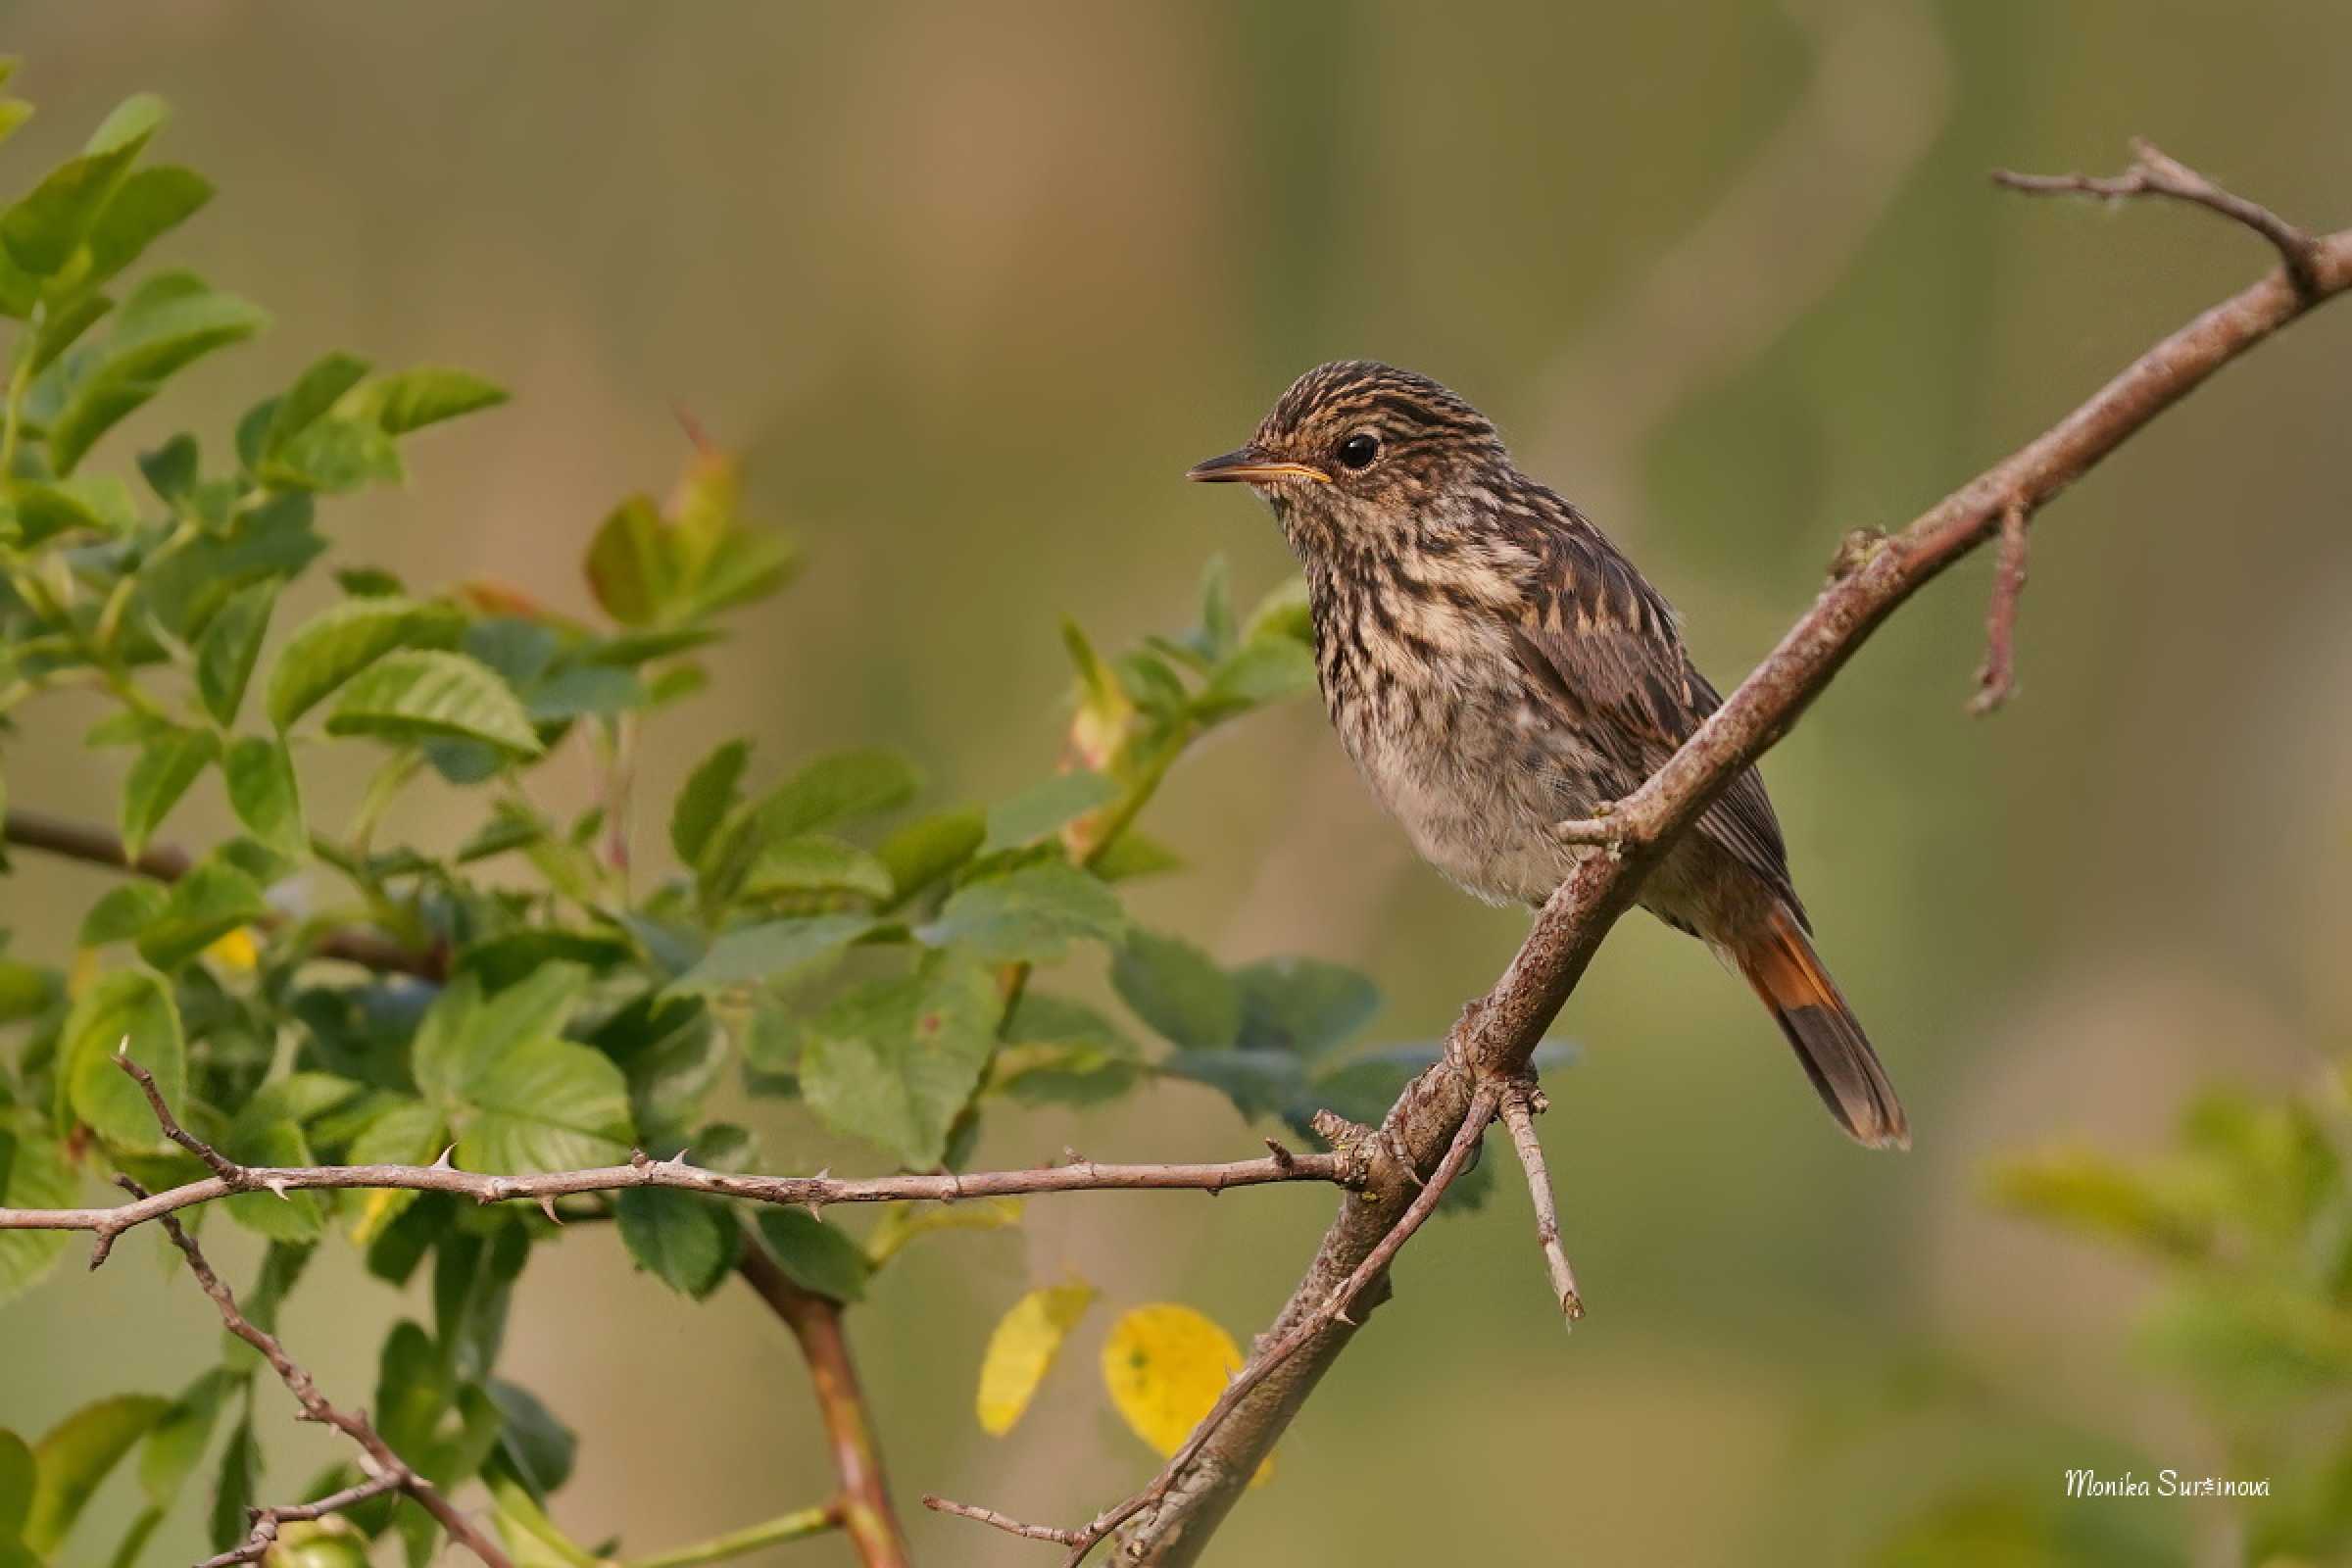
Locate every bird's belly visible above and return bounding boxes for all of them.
[1340,704,1597,907]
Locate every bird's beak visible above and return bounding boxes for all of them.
[1185,447,1331,485]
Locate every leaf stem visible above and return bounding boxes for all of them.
[622,1504,843,1568]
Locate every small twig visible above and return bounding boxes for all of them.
[195,1472,404,1568]
[921,1495,1081,1546]
[621,1501,844,1568]
[115,1051,246,1184]
[1993,137,2323,297]
[122,1178,512,1568]
[1967,500,2032,714]
[1497,1084,1583,1322]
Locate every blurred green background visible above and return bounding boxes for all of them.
[3,1,2349,1563]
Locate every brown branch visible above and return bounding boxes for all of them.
[196,1472,405,1568]
[1096,148,2352,1566]
[1993,137,2324,297]
[1968,500,2032,714]
[1498,1083,1583,1321]
[921,1495,1082,1546]
[5,1081,1354,1255]
[737,1247,911,1568]
[2,808,444,979]
[122,1178,512,1568]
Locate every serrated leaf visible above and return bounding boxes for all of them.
[120,725,215,859]
[750,749,921,843]
[84,164,211,286]
[326,649,543,756]
[194,578,276,724]
[583,494,674,627]
[799,957,1004,1169]
[138,1368,231,1509]
[264,352,370,456]
[344,1101,445,1245]
[1111,929,1240,1050]
[446,1039,629,1173]
[8,476,135,544]
[0,1119,75,1304]
[615,1188,736,1298]
[78,883,167,948]
[1233,957,1380,1056]
[222,735,306,859]
[976,1282,1095,1436]
[668,738,748,865]
[357,367,508,435]
[266,597,462,728]
[23,1394,170,1553]
[982,770,1116,856]
[486,1381,576,1502]
[134,860,266,971]
[920,861,1125,964]
[991,994,1141,1107]
[742,836,894,902]
[267,416,402,493]
[1101,1305,1269,1483]
[1195,637,1316,720]
[0,95,162,277]
[63,969,183,1152]
[50,279,268,474]
[664,914,878,996]
[220,1120,324,1243]
[756,1209,871,1303]
[1160,1048,1310,1123]
[876,808,986,904]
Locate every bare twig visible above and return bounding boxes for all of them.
[1,808,442,978]
[1102,151,2352,1565]
[1968,500,2032,714]
[1498,1084,1583,1322]
[921,1495,1082,1546]
[1994,137,2323,297]
[196,1472,404,1568]
[122,1178,512,1568]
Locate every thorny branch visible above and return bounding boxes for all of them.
[122,1176,513,1568]
[0,1059,1356,1255]
[195,1473,404,1568]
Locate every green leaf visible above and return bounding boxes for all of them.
[414,968,581,1096]
[983,771,1117,856]
[205,1417,260,1556]
[1161,1048,1311,1123]
[134,860,266,971]
[194,578,276,725]
[63,969,183,1152]
[137,433,198,505]
[992,994,1141,1107]
[0,95,163,277]
[1195,637,1317,720]
[583,495,674,627]
[374,1320,451,1459]
[8,477,135,544]
[344,1101,446,1246]
[742,836,895,902]
[1197,554,1237,659]
[447,1039,629,1173]
[678,527,797,621]
[919,861,1125,964]
[1242,573,1312,645]
[1090,830,1184,883]
[486,1382,576,1502]
[138,1368,232,1508]
[669,738,748,865]
[263,351,370,456]
[222,735,306,859]
[0,1429,30,1544]
[664,914,878,996]
[1233,957,1380,1056]
[757,1210,872,1303]
[267,416,402,493]
[220,1120,325,1243]
[615,1188,736,1298]
[78,883,167,948]
[326,650,543,756]
[876,808,986,904]
[23,1394,169,1553]
[0,1118,75,1304]
[358,367,509,435]
[1987,1149,2215,1261]
[120,725,216,860]
[265,597,462,728]
[83,164,211,286]
[1111,930,1240,1050]
[742,749,920,845]
[50,276,268,474]
[799,956,1003,1169]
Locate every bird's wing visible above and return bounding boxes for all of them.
[1506,526,1805,926]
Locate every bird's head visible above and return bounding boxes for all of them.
[1186,361,1507,557]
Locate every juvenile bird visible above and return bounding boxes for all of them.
[1189,361,1906,1149]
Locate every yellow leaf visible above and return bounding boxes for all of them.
[1101,1303,1273,1484]
[976,1282,1096,1437]
[203,927,259,971]
[867,1197,1023,1268]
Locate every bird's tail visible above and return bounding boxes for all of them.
[1730,903,1909,1151]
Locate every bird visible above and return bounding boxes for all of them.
[1187,361,1906,1150]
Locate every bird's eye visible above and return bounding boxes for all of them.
[1337,432,1381,470]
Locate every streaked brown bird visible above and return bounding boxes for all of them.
[1189,361,1907,1149]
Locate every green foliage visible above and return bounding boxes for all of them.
[0,71,1415,1568]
